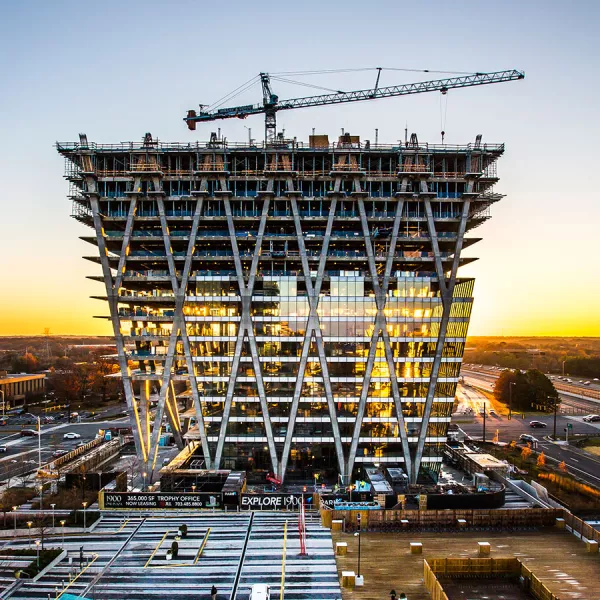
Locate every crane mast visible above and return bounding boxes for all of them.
[185,69,524,141]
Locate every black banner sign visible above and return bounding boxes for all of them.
[103,492,221,509]
[240,493,316,510]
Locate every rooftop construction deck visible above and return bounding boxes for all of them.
[332,528,600,599]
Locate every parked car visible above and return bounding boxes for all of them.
[583,414,600,423]
[529,421,547,428]
[52,449,69,457]
[250,584,271,600]
[519,433,538,444]
[0,445,7,453]
[20,429,38,437]
[63,432,81,440]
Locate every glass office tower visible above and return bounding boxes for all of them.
[58,132,503,484]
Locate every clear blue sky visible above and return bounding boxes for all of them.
[1,0,599,336]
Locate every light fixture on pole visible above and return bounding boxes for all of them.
[12,506,17,532]
[82,502,88,529]
[35,539,41,568]
[50,503,56,529]
[27,521,33,549]
[142,472,147,491]
[509,382,516,420]
[60,520,66,549]
[37,416,42,470]
[482,401,487,443]
[354,522,363,586]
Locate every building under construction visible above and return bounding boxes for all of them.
[58,130,503,485]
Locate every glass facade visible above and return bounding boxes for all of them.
[59,134,503,484]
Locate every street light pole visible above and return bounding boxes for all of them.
[562,360,566,377]
[60,520,66,549]
[12,507,17,532]
[354,530,361,578]
[482,401,487,443]
[82,502,88,530]
[35,540,40,568]
[509,382,515,420]
[27,521,32,549]
[51,503,56,529]
[37,416,42,470]
[0,390,5,417]
[552,398,558,440]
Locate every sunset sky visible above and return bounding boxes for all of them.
[0,0,599,337]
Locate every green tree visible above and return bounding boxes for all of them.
[526,369,559,411]
[494,369,559,412]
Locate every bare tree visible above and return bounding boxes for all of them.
[33,514,51,550]
[120,456,139,491]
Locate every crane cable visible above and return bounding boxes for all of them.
[269,76,344,94]
[207,75,260,111]
[440,92,449,143]
[271,67,479,77]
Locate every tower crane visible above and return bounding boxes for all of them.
[185,69,524,142]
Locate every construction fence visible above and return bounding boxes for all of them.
[321,507,562,531]
[424,558,559,600]
[561,510,600,544]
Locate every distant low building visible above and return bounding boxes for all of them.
[0,371,46,407]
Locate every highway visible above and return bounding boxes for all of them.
[455,382,600,488]
[462,366,600,411]
[0,419,128,483]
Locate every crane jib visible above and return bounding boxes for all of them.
[184,69,524,125]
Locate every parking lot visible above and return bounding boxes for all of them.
[1,511,341,599]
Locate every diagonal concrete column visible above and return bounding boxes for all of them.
[412,195,471,482]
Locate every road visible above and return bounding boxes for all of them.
[0,420,128,483]
[462,367,600,410]
[454,383,600,488]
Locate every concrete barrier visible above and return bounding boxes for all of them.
[410,542,423,554]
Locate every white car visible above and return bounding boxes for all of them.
[583,414,600,423]
[250,585,270,600]
[63,432,81,440]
